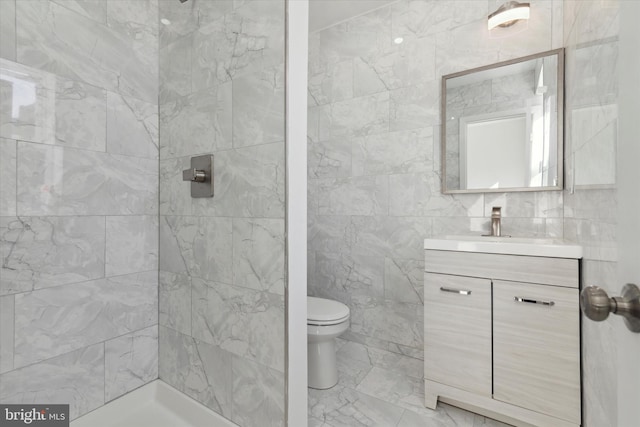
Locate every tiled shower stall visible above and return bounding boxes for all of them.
[0,0,286,426]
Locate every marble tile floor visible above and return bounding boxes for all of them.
[308,339,511,427]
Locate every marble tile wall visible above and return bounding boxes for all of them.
[308,0,565,363]
[309,2,620,426]
[157,1,286,426]
[563,1,620,426]
[0,0,159,420]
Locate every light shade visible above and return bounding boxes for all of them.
[488,1,530,30]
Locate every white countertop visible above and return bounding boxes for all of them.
[424,235,583,259]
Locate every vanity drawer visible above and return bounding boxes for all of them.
[424,250,579,288]
[424,273,492,397]
[493,280,581,424]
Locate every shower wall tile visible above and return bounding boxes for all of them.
[191,0,284,91]
[13,271,157,368]
[0,295,14,373]
[391,0,488,40]
[308,137,352,179]
[0,216,105,296]
[434,19,498,77]
[311,252,385,304]
[159,215,233,284]
[0,59,56,144]
[388,174,484,217]
[353,35,436,94]
[106,0,159,33]
[159,326,233,417]
[0,342,105,420]
[389,80,440,131]
[309,214,431,261]
[318,6,391,67]
[107,92,159,159]
[16,142,158,216]
[159,1,286,424]
[232,218,285,295]
[192,142,285,218]
[54,79,107,151]
[307,106,320,142]
[16,0,157,103]
[308,59,354,106]
[161,142,287,219]
[105,325,159,402]
[318,92,390,141]
[317,176,389,216]
[484,192,564,218]
[106,215,159,277]
[159,271,192,336]
[231,356,285,427]
[352,128,433,177]
[383,258,424,305]
[0,0,16,61]
[0,138,17,216]
[4,0,160,421]
[431,216,489,237]
[566,0,618,45]
[192,279,285,372]
[158,0,199,46]
[159,156,193,216]
[496,1,555,62]
[159,82,232,159]
[0,59,107,150]
[51,0,107,24]
[232,66,285,148]
[159,35,193,102]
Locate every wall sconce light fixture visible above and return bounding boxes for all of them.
[488,1,530,30]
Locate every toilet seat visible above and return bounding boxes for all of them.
[307,296,350,326]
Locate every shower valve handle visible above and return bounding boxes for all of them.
[182,168,207,183]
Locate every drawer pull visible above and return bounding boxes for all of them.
[440,287,471,295]
[514,296,555,306]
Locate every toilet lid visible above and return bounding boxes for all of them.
[307,296,350,323]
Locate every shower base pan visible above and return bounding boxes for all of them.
[71,380,238,427]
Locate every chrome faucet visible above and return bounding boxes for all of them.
[490,206,502,237]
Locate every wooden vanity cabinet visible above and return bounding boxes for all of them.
[424,250,582,427]
[424,273,492,396]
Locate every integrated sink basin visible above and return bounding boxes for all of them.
[424,235,583,258]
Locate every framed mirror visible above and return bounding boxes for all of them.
[441,48,564,193]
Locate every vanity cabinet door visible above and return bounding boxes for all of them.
[493,280,580,424]
[424,273,492,396]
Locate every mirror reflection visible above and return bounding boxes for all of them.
[442,49,564,193]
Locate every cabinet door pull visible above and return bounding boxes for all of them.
[440,287,471,295]
[514,296,555,306]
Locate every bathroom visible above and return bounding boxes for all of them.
[0,0,638,426]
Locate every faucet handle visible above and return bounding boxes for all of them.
[491,206,502,218]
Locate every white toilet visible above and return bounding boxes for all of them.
[307,296,350,389]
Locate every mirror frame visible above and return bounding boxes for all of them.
[441,48,565,194]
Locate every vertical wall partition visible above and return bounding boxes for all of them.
[0,0,296,425]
